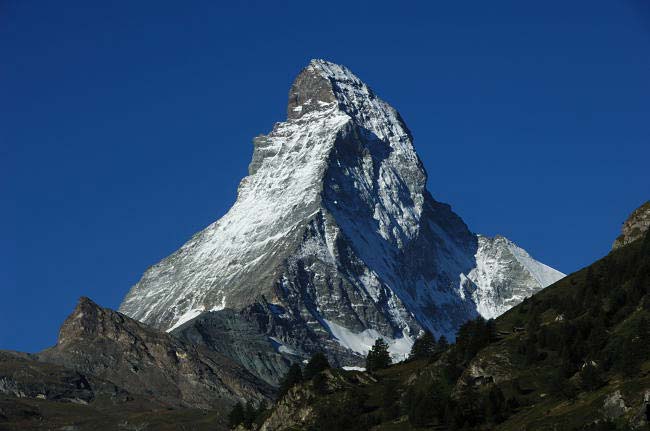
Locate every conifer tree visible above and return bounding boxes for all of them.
[242,401,256,428]
[278,363,303,398]
[437,335,449,351]
[381,380,400,420]
[303,352,330,379]
[409,330,437,359]
[312,372,328,394]
[580,362,604,391]
[366,338,391,372]
[228,402,245,428]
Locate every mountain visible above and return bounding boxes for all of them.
[613,201,650,250]
[0,298,274,430]
[256,218,650,431]
[470,235,564,319]
[37,297,274,409]
[119,59,564,366]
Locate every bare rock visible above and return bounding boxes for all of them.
[613,201,650,250]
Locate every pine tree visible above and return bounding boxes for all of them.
[312,372,328,394]
[585,266,600,295]
[278,363,303,398]
[303,352,330,380]
[409,330,437,359]
[455,317,496,362]
[243,401,256,428]
[407,389,436,427]
[617,334,644,377]
[381,381,400,421]
[580,362,604,391]
[437,335,449,351]
[255,400,268,426]
[228,402,245,428]
[366,338,391,372]
[485,386,507,423]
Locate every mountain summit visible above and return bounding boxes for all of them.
[119,60,563,364]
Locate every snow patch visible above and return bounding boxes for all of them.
[269,337,298,355]
[166,308,204,332]
[210,296,227,312]
[324,319,413,362]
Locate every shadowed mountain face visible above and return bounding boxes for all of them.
[119,60,563,366]
[170,306,295,387]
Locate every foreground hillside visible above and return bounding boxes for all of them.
[256,231,650,431]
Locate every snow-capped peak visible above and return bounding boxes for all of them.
[119,60,564,366]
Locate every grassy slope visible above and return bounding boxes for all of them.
[488,236,650,430]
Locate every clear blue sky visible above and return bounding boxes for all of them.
[2,1,649,352]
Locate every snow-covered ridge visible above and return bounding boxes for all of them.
[467,235,564,319]
[120,95,351,330]
[506,238,564,288]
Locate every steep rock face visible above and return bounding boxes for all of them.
[613,201,650,250]
[171,307,296,387]
[38,297,273,409]
[119,60,563,365]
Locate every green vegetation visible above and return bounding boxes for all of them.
[278,363,303,398]
[263,231,650,430]
[409,330,437,360]
[366,338,392,372]
[228,352,334,428]
[303,352,330,379]
[227,401,268,430]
